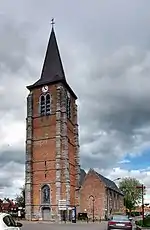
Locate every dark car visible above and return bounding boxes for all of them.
[107,215,132,230]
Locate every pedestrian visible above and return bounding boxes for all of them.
[87,216,89,223]
[18,210,21,221]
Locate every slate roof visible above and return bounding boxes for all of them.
[27,27,77,99]
[80,168,123,195]
[40,27,66,82]
[80,168,86,186]
[95,171,124,195]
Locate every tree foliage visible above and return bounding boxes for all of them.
[15,186,25,208]
[119,177,143,212]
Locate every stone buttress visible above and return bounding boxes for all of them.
[25,92,33,220]
[74,103,80,211]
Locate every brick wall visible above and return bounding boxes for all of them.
[25,83,80,220]
[32,85,57,214]
[79,171,125,220]
[80,171,106,220]
[105,188,125,218]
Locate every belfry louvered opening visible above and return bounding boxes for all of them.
[46,94,51,115]
[40,95,45,115]
[39,93,51,116]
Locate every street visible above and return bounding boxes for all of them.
[21,221,107,230]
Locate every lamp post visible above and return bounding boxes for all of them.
[89,195,95,222]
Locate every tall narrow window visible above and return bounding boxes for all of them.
[46,94,51,115]
[66,96,71,119]
[40,95,45,116]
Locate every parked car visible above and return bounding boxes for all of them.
[0,212,23,230]
[107,215,132,230]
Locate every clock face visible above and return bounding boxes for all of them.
[42,85,48,93]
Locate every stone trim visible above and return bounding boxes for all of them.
[61,88,70,206]
[55,85,62,219]
[73,103,80,209]
[25,92,33,220]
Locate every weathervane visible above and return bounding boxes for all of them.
[51,18,55,28]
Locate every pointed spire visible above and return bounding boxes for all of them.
[27,22,77,99]
[40,24,66,82]
[27,23,66,89]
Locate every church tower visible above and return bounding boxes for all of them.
[25,24,80,221]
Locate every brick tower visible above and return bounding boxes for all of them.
[25,25,80,221]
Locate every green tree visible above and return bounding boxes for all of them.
[119,177,143,213]
[15,186,25,208]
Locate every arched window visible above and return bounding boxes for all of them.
[40,95,45,116]
[66,95,71,119]
[41,184,50,204]
[46,94,51,115]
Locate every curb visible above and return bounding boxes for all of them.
[20,220,106,225]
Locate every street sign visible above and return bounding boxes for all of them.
[136,186,146,189]
[58,199,67,210]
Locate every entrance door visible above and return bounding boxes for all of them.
[42,207,50,221]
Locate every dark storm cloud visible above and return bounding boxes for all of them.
[0,162,24,190]
[0,16,37,119]
[0,0,150,186]
[0,149,25,166]
[77,46,150,169]
[0,18,28,73]
[0,177,13,188]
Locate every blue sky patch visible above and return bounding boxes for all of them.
[118,149,150,170]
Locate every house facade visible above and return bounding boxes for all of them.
[0,199,18,213]
[80,169,124,220]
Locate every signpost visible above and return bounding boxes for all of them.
[58,200,77,223]
[58,199,67,210]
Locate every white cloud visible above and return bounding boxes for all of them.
[118,160,131,164]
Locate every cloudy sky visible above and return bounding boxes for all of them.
[0,0,150,202]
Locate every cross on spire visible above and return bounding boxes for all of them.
[51,18,55,28]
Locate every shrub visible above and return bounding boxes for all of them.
[136,216,150,227]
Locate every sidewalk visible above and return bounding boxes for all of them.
[20,220,106,225]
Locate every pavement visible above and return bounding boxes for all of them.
[20,217,138,230]
[21,220,108,230]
